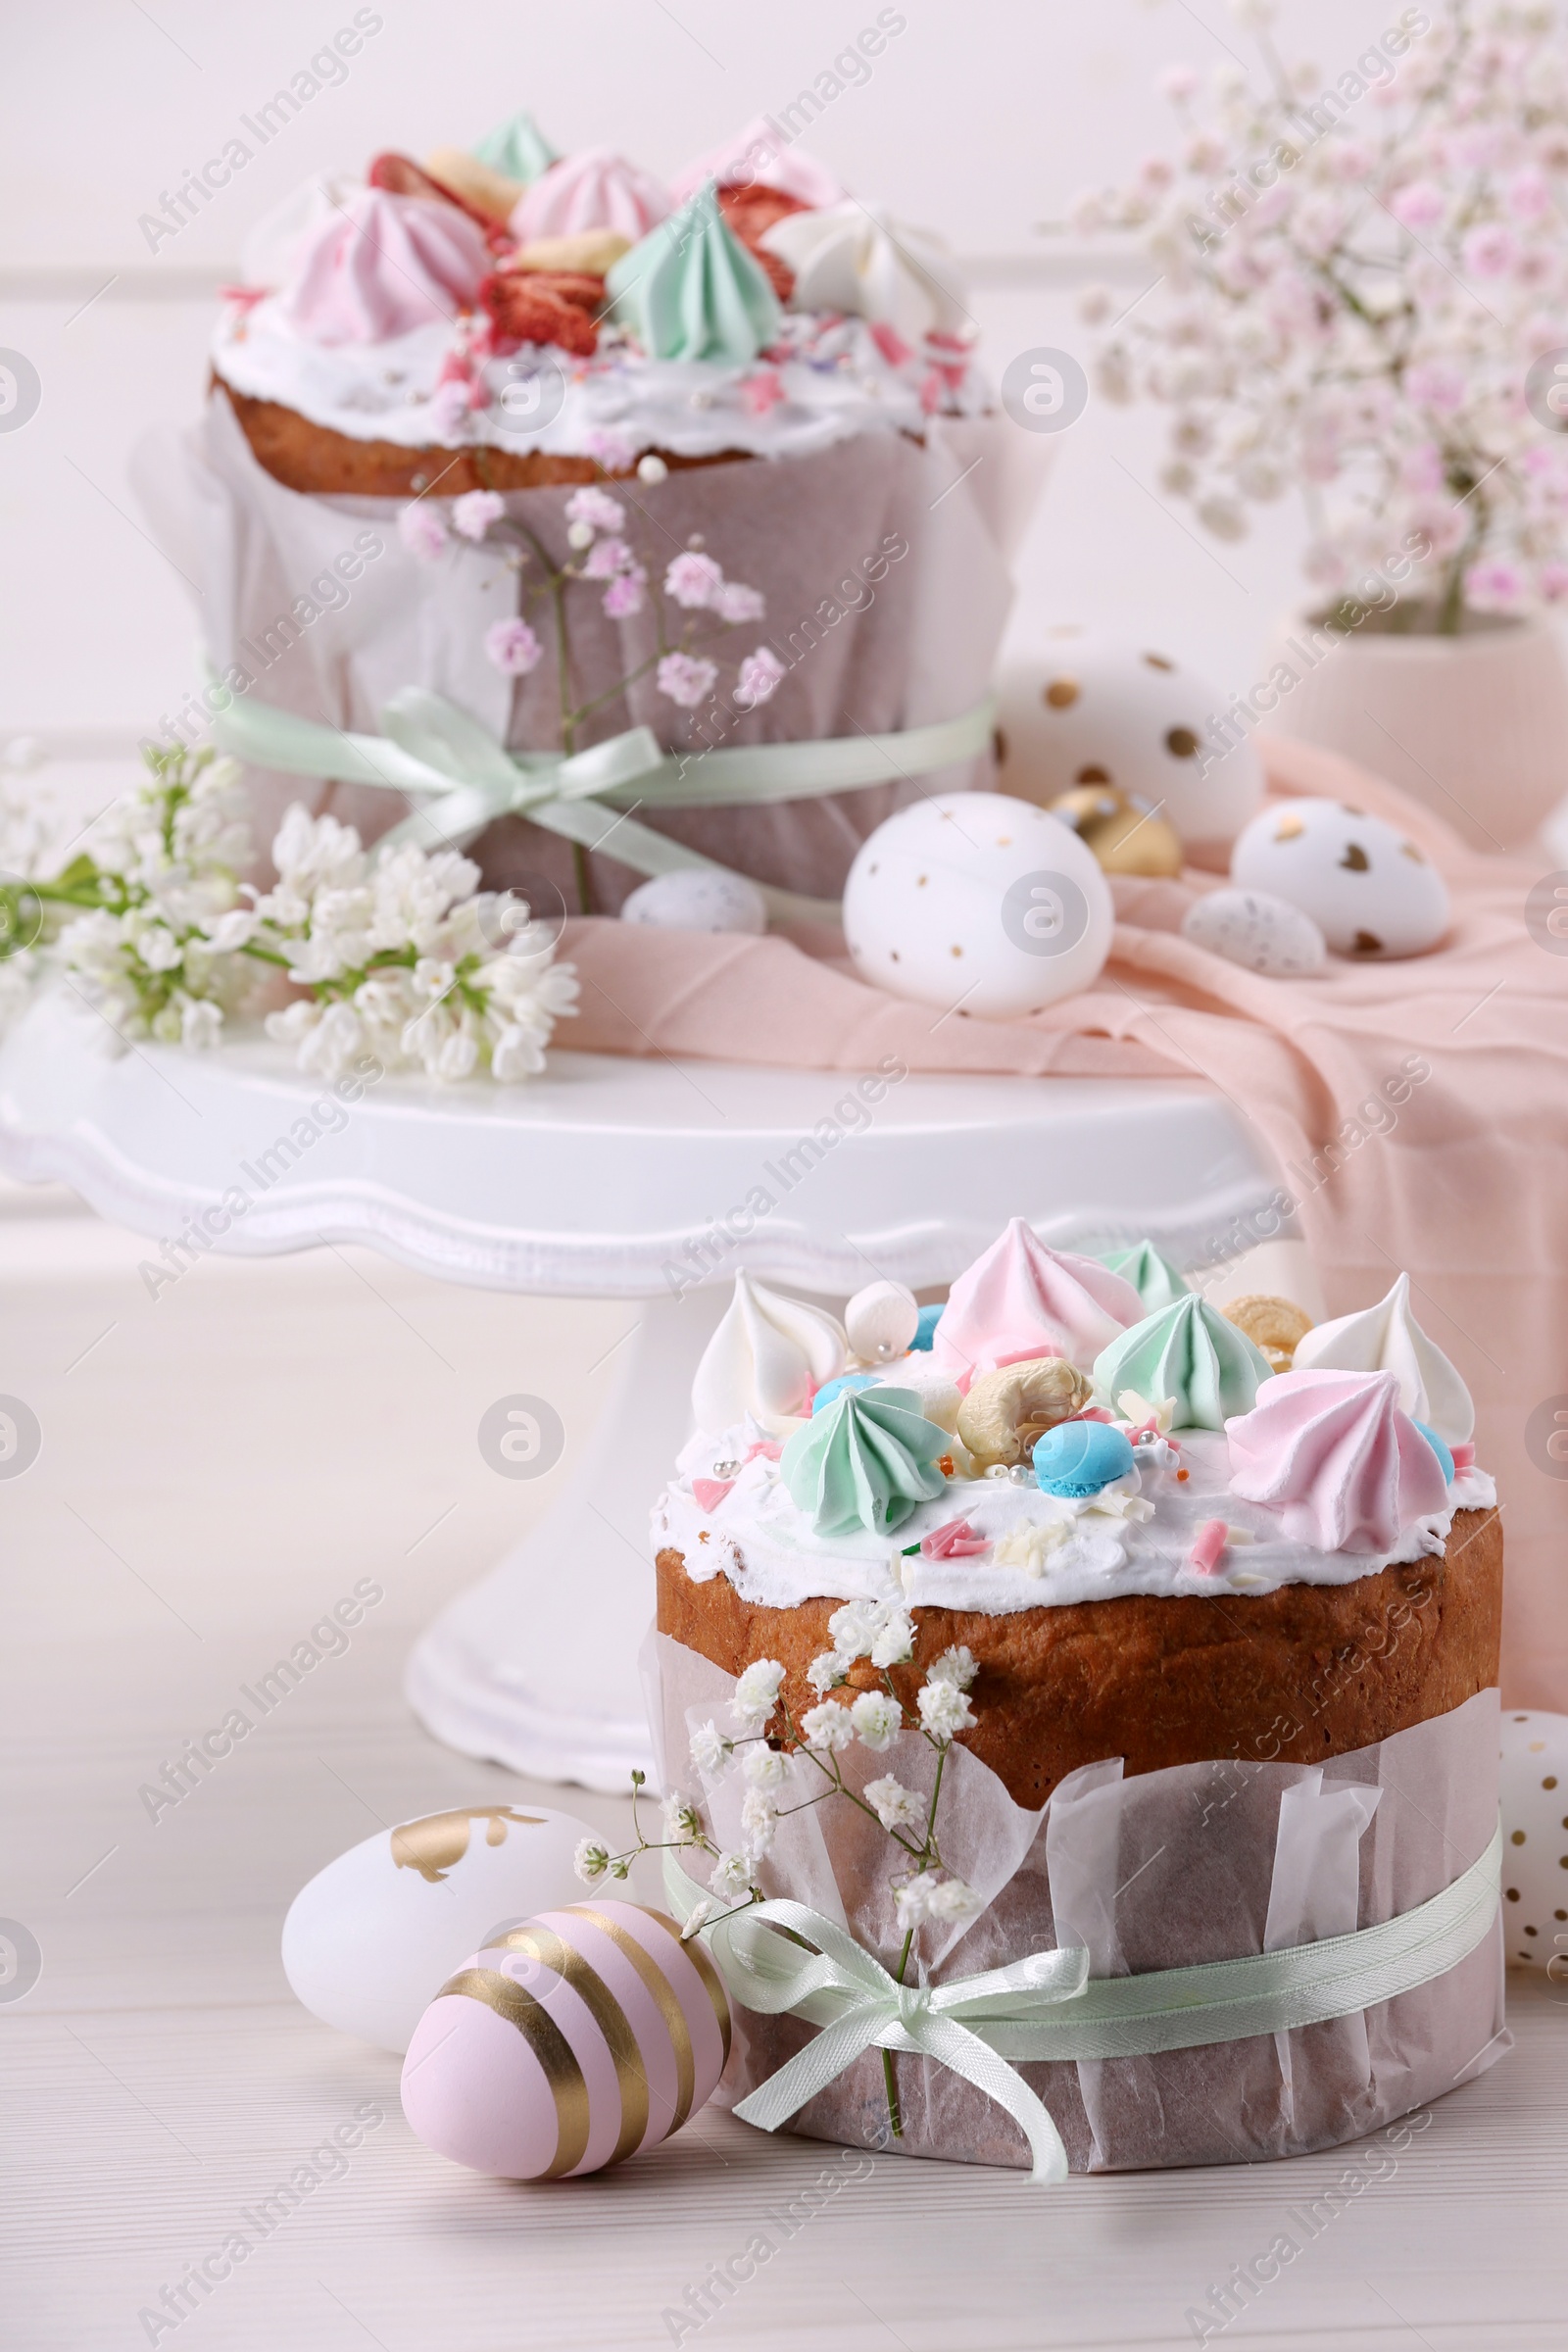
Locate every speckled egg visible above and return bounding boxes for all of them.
[1498,1709,1568,1974]
[1031,1418,1135,1496]
[282,1803,601,2053]
[996,636,1264,862]
[1182,886,1328,976]
[843,792,1113,1018]
[619,868,768,934]
[1229,799,1450,958]
[400,1902,730,2177]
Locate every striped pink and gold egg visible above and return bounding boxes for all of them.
[400,1900,730,2179]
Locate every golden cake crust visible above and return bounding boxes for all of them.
[655,1506,1502,1808]
[213,377,752,498]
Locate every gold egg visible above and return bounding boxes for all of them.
[1048,784,1184,878]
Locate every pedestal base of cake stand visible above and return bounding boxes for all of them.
[0,992,1293,1790]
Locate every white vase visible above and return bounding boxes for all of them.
[1255,608,1568,852]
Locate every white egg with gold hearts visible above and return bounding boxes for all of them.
[400,1902,731,2177]
[1229,798,1450,958]
[1498,1708,1568,1974]
[843,791,1113,1018]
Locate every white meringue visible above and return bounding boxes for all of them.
[1291,1272,1474,1446]
[692,1271,848,1437]
[760,201,965,342]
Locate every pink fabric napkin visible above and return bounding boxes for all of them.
[561,736,1568,1708]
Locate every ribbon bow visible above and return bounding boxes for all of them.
[710,1895,1089,2185]
[210,674,996,926]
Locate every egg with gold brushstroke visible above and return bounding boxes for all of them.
[1230,798,1449,957]
[400,1902,730,2177]
[281,1803,600,2052]
[1498,1709,1568,1974]
[1048,783,1184,877]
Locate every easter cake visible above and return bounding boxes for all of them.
[653,1220,1502,1806]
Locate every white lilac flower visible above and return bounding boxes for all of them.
[662,1791,704,1843]
[868,1604,915,1670]
[689,1720,731,1777]
[894,1871,939,1931]
[739,1787,777,1855]
[573,1838,610,1884]
[708,1848,754,1900]
[452,489,505,541]
[916,1678,977,1740]
[850,1691,904,1752]
[800,1700,856,1754]
[862,1776,925,1834]
[925,1877,981,1924]
[179,998,223,1050]
[742,1743,788,1790]
[806,1649,846,1695]
[729,1658,785,1731]
[925,1645,978,1692]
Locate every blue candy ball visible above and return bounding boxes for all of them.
[1032,1419,1136,1497]
[910,1303,945,1353]
[811,1373,878,1414]
[1411,1418,1455,1486]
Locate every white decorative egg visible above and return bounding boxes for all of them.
[1499,1709,1568,1974]
[845,1278,919,1363]
[1182,886,1328,976]
[843,791,1113,1018]
[996,635,1264,862]
[400,1901,730,2177]
[620,868,767,934]
[1230,799,1450,958]
[282,1801,599,2052]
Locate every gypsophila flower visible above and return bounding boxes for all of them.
[601,568,648,618]
[657,651,718,709]
[664,551,725,608]
[452,490,505,541]
[662,1792,704,1843]
[742,1743,789,1790]
[800,1700,857,1753]
[637,452,668,483]
[709,1848,754,1899]
[485,616,545,676]
[585,428,635,472]
[740,1788,778,1855]
[894,1872,939,1930]
[734,648,785,710]
[827,1600,880,1662]
[869,1604,916,1670]
[689,1720,731,1777]
[565,518,595,551]
[926,1645,978,1691]
[680,1898,715,1939]
[925,1877,982,1924]
[850,1690,904,1752]
[862,1776,925,1833]
[398,503,448,562]
[564,486,628,535]
[916,1678,977,1740]
[581,536,637,580]
[806,1648,846,1695]
[713,579,765,623]
[730,1658,785,1730]
[573,1838,610,1885]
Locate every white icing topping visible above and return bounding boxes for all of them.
[763,202,966,341]
[211,300,990,459]
[690,1272,847,1438]
[656,1423,1496,1616]
[1292,1272,1475,1446]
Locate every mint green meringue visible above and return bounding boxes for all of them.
[1093,1295,1272,1431]
[780,1386,948,1539]
[474,112,558,186]
[1098,1241,1191,1316]
[607,183,782,365]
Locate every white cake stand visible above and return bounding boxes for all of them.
[0,990,1290,1789]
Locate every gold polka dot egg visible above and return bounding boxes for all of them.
[995,634,1264,864]
[1499,1708,1568,1974]
[400,1902,730,2178]
[843,790,1114,1017]
[1230,799,1450,958]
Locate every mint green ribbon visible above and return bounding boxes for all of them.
[664,1822,1501,2185]
[209,678,996,926]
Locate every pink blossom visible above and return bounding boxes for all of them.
[1404,361,1466,414]
[602,569,647,618]
[733,648,784,710]
[714,579,765,624]
[656,651,718,708]
[485,616,544,676]
[582,536,637,579]
[1391,179,1446,229]
[1462,222,1517,277]
[1465,559,1524,608]
[1398,441,1445,495]
[1159,62,1200,102]
[584,429,635,474]
[1507,166,1551,220]
[664,551,724,609]
[1538,563,1568,601]
[564,486,627,534]
[398,504,448,563]
[1138,154,1175,193]
[451,490,505,542]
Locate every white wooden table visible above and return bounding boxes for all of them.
[1,1179,1564,2350]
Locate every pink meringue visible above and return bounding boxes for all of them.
[1225,1367,1450,1553]
[932,1217,1144,1387]
[274,187,489,345]
[510,148,670,245]
[669,116,845,209]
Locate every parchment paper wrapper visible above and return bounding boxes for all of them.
[644,1631,1507,2174]
[134,395,1044,908]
